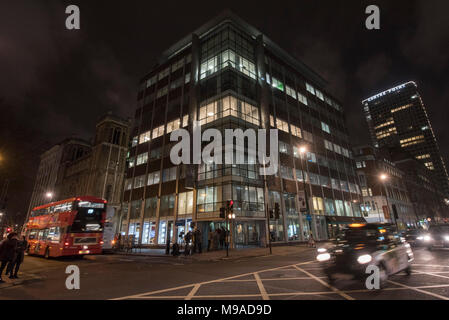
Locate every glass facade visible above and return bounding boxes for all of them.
[121,14,363,247]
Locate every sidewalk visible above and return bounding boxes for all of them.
[0,273,42,289]
[106,244,313,262]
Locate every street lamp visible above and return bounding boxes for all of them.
[46,192,54,202]
[298,145,312,239]
[379,173,398,229]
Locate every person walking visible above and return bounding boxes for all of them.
[0,232,19,282]
[7,235,27,279]
[308,231,315,248]
[213,229,220,250]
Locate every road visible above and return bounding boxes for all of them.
[1,247,449,300]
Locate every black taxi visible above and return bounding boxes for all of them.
[316,223,414,286]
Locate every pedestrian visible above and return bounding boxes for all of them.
[207,229,213,251]
[184,231,193,255]
[213,229,220,250]
[220,227,226,248]
[195,228,202,254]
[7,235,27,279]
[0,232,19,282]
[308,232,315,248]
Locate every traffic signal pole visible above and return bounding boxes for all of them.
[266,204,272,254]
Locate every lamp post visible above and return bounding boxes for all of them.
[379,174,397,229]
[298,146,312,239]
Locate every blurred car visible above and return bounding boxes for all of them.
[424,225,449,250]
[403,229,427,247]
[316,223,414,288]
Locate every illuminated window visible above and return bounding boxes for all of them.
[400,135,425,147]
[271,77,284,91]
[146,75,157,88]
[286,85,297,99]
[416,154,431,160]
[276,118,289,133]
[315,89,324,101]
[374,118,394,130]
[152,125,165,139]
[136,152,148,166]
[139,131,151,144]
[156,86,168,98]
[166,118,181,134]
[198,95,259,126]
[306,83,315,95]
[200,49,256,80]
[321,122,330,134]
[391,104,412,113]
[424,162,434,170]
[297,93,308,106]
[131,136,138,147]
[290,124,302,138]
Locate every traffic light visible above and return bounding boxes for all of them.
[226,200,234,213]
[6,227,12,233]
[219,207,226,219]
[274,203,280,220]
[269,209,274,219]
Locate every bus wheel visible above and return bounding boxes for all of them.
[44,247,50,259]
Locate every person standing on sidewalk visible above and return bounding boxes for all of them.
[207,229,213,251]
[7,235,27,279]
[0,232,19,282]
[194,228,202,254]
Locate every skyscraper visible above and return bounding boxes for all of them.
[122,11,364,247]
[362,81,449,197]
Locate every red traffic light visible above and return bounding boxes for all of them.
[6,227,12,233]
[229,200,233,207]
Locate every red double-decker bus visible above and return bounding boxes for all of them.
[24,196,106,258]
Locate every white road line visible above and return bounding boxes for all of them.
[111,260,315,300]
[387,280,449,300]
[185,284,201,300]
[126,284,449,300]
[412,270,449,280]
[413,264,449,268]
[294,265,355,300]
[254,273,269,300]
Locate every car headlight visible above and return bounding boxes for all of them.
[424,235,432,241]
[444,236,449,241]
[357,254,372,264]
[317,253,331,262]
[317,248,327,253]
[417,236,424,240]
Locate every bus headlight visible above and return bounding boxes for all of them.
[357,254,372,264]
[317,253,331,262]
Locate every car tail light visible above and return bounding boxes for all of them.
[64,242,69,246]
[100,240,104,245]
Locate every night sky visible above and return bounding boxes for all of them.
[1,0,448,224]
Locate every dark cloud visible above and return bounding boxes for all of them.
[1,0,449,222]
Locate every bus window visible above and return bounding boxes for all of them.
[48,227,61,242]
[29,230,37,240]
[70,207,104,233]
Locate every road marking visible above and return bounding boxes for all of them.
[412,270,449,280]
[387,279,449,300]
[413,264,449,268]
[111,260,314,300]
[294,265,355,300]
[254,273,269,300]
[185,284,201,300]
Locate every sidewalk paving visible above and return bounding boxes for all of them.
[104,244,314,262]
[0,273,42,289]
